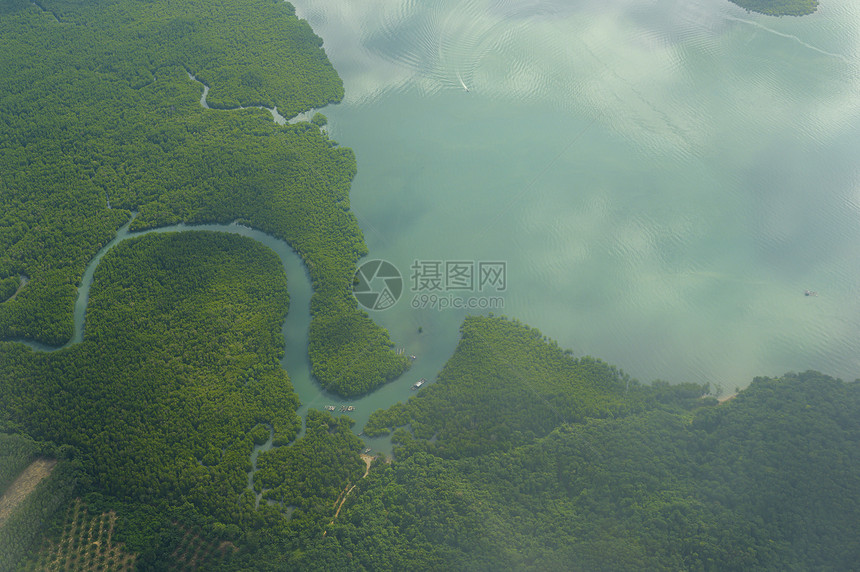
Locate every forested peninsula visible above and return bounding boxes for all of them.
[727,0,819,16]
[1,0,858,570]
[345,317,860,571]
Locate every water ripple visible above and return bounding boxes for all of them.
[290,0,860,387]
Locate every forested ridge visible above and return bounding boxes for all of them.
[364,316,712,457]
[0,0,407,394]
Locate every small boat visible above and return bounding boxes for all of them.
[804,289,818,297]
[412,378,427,390]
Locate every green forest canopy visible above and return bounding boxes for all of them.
[0,0,407,395]
[727,0,819,16]
[0,232,369,568]
[307,319,860,571]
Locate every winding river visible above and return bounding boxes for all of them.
[8,72,429,456]
[12,215,414,454]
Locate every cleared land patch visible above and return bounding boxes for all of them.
[0,458,57,528]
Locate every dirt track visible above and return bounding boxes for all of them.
[0,458,58,528]
[323,454,377,536]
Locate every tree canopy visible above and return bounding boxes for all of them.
[727,0,818,16]
[309,320,860,571]
[0,0,407,394]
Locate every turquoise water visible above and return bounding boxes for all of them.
[292,0,860,391]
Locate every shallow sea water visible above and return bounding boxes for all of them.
[290,0,860,393]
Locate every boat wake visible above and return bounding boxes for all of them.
[457,71,470,92]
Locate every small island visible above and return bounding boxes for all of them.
[728,0,819,16]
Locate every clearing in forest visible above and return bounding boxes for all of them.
[0,458,57,528]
